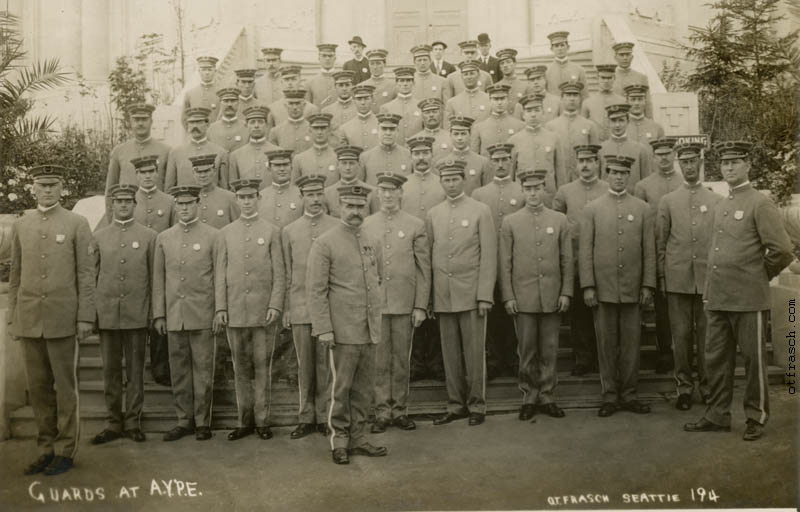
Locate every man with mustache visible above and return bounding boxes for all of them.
[410,98,451,161]
[228,106,281,187]
[208,87,249,153]
[255,47,285,105]
[165,107,229,190]
[308,184,385,464]
[342,36,371,85]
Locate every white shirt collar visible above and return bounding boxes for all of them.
[139,185,157,193]
[179,217,199,226]
[241,212,259,220]
[190,136,208,145]
[37,203,59,213]
[250,136,267,144]
[114,217,135,226]
[608,188,627,197]
[134,135,152,144]
[447,192,465,202]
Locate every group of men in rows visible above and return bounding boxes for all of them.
[8,31,794,473]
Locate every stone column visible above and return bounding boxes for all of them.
[80,0,110,80]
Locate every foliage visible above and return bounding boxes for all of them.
[107,56,151,137]
[681,0,799,203]
[658,61,689,92]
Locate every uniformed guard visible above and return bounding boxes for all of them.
[508,94,565,205]
[635,138,682,373]
[164,107,229,190]
[411,44,450,103]
[446,40,493,96]
[90,184,157,445]
[380,66,423,144]
[216,178,285,441]
[360,113,412,185]
[283,174,339,439]
[612,41,652,118]
[427,159,497,427]
[501,169,573,419]
[106,103,170,193]
[471,84,525,156]
[402,136,446,220]
[598,103,651,192]
[684,141,793,441]
[522,66,560,123]
[495,48,529,115]
[325,145,379,217]
[307,184,386,465]
[473,143,525,378]
[269,89,315,154]
[552,145,608,376]
[293,113,338,185]
[430,40,457,77]
[228,105,280,187]
[258,149,304,228]
[445,61,491,123]
[191,154,240,228]
[545,31,587,98]
[363,172,431,433]
[9,165,95,476]
[336,84,379,150]
[625,84,664,148]
[411,98,451,161]
[184,56,221,123]
[581,64,625,140]
[436,115,492,195]
[268,70,319,127]
[579,155,656,417]
[153,185,224,442]
[322,71,357,131]
[207,87,249,153]
[308,43,338,107]
[362,49,397,112]
[656,142,721,410]
[255,47,284,105]
[545,81,602,180]
[233,68,263,117]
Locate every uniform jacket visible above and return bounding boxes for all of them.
[500,205,573,312]
[472,177,526,232]
[106,138,171,192]
[634,171,681,212]
[552,178,609,254]
[362,209,431,314]
[545,60,587,97]
[307,71,336,107]
[207,117,249,153]
[508,126,566,199]
[412,72,451,104]
[198,186,240,229]
[268,118,313,154]
[579,190,656,303]
[470,113,525,156]
[598,135,651,192]
[360,144,412,186]
[435,148,492,195]
[92,219,157,330]
[627,115,664,150]
[362,76,397,112]
[401,170,447,221]
[343,58,372,85]
[516,92,560,124]
[445,89,491,123]
[704,183,793,311]
[379,95,423,144]
[258,182,304,228]
[267,100,318,128]
[545,113,602,182]
[153,219,223,331]
[164,138,229,190]
[324,180,379,218]
[234,95,267,120]
[426,194,497,312]
[613,68,652,117]
[337,113,380,150]
[322,98,358,131]
[307,222,383,344]
[292,144,339,185]
[581,91,626,141]
[9,205,96,338]
[228,138,280,187]
[134,187,176,233]
[497,76,530,113]
[446,68,493,96]
[411,127,452,161]
[254,71,283,105]
[184,82,221,122]
[282,212,340,324]
[217,215,285,327]
[656,182,722,294]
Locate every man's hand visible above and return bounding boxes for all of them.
[318,332,335,350]
[557,295,571,313]
[153,318,167,336]
[266,308,280,325]
[658,277,667,297]
[477,301,492,317]
[583,287,598,308]
[77,321,94,341]
[282,310,291,329]
[411,308,427,328]
[640,287,654,305]
[504,299,518,316]
[213,311,228,334]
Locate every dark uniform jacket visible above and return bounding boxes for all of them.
[106,138,170,192]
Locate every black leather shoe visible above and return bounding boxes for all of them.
[163,426,193,441]
[518,404,536,421]
[468,413,485,426]
[332,448,350,465]
[43,456,73,476]
[371,418,390,434]
[349,442,388,457]
[683,417,731,432]
[195,427,212,441]
[227,427,254,441]
[317,423,331,436]
[541,403,566,418]
[290,423,315,439]
[620,400,651,414]
[23,454,54,475]
[256,427,273,440]
[433,412,467,425]
[91,429,123,445]
[743,420,764,441]
[675,393,692,411]
[393,415,416,430]
[598,402,618,417]
[571,364,590,376]
[125,428,146,442]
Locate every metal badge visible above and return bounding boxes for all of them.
[546,226,554,234]
[329,165,336,171]
[734,210,744,220]
[627,214,634,222]
[461,219,469,227]
[700,205,708,213]
[193,243,201,251]
[290,202,297,210]
[217,209,224,216]
[157,209,164,216]
[398,230,406,239]
[469,169,476,176]
[510,199,518,206]
[132,241,140,249]
[56,234,65,243]
[508,129,515,135]
[258,237,266,245]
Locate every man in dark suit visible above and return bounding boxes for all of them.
[342,36,371,85]
[476,33,501,82]
[430,40,457,78]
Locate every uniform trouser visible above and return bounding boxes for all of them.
[703,310,770,428]
[375,314,413,420]
[570,278,598,368]
[98,329,147,432]
[514,313,560,405]
[20,336,79,459]
[292,324,331,424]
[149,327,171,383]
[593,302,642,403]
[487,286,519,373]
[654,291,674,364]
[227,326,277,428]
[667,293,710,399]
[168,329,215,428]
[328,343,375,450]
[438,310,487,415]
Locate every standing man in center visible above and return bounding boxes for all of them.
[427,159,497,427]
[363,172,431,433]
